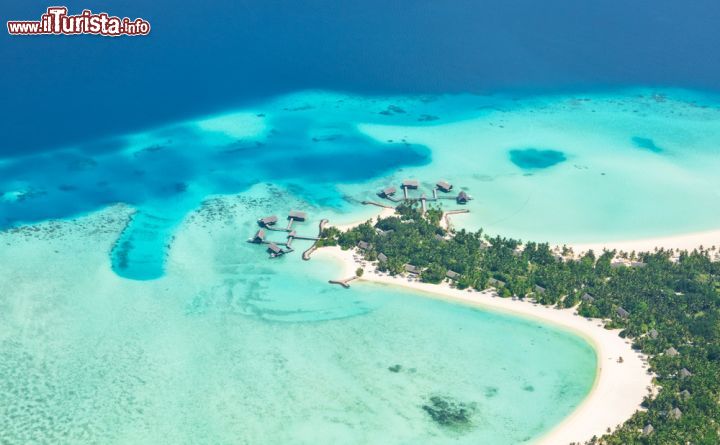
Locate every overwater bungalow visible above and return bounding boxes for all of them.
[377,253,388,263]
[617,307,630,319]
[436,180,453,192]
[402,179,419,189]
[258,215,278,226]
[288,210,307,221]
[267,243,283,256]
[446,270,460,280]
[457,191,469,204]
[252,229,266,243]
[379,186,397,197]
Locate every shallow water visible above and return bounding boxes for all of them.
[0,195,596,444]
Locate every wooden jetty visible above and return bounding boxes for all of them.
[302,219,329,260]
[361,200,395,209]
[328,276,358,288]
[376,179,468,206]
[443,209,470,230]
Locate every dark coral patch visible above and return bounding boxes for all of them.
[509,148,567,170]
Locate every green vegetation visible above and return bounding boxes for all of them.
[323,202,720,444]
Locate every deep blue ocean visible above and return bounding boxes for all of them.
[2,0,720,155]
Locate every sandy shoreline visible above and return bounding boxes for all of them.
[313,209,720,443]
[314,246,654,444]
[570,229,720,256]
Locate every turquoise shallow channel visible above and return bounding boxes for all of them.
[2,87,719,443]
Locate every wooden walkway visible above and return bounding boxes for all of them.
[361,200,395,209]
[302,219,329,260]
[443,209,470,231]
[328,276,358,288]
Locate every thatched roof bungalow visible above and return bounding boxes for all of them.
[258,215,278,226]
[456,191,469,204]
[446,270,460,280]
[404,264,421,275]
[288,210,307,221]
[357,241,372,251]
[252,229,266,243]
[436,180,453,192]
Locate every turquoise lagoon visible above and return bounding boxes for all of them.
[0,191,595,444]
[2,88,720,443]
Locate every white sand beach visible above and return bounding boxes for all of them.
[314,246,654,445]
[570,229,720,256]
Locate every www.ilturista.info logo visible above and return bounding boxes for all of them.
[7,7,151,36]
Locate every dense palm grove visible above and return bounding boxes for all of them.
[319,203,720,444]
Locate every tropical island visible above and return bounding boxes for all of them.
[314,201,720,444]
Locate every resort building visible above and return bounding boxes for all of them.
[357,241,372,251]
[404,264,421,275]
[252,229,266,243]
[617,307,630,319]
[649,328,659,339]
[267,243,283,256]
[436,180,453,192]
[445,270,460,280]
[581,293,595,303]
[642,424,654,436]
[488,278,505,287]
[288,211,307,221]
[456,191,469,204]
[679,368,692,379]
[377,253,388,263]
[259,215,278,226]
[665,347,679,357]
[670,408,682,420]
